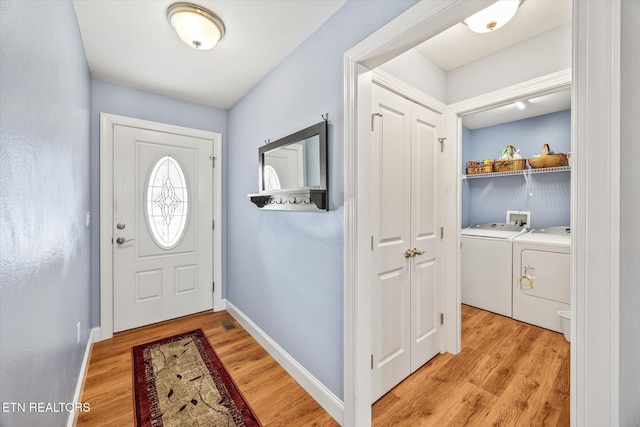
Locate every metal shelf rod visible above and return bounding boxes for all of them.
[463,165,571,180]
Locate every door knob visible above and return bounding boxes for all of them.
[116,237,134,244]
[405,248,425,258]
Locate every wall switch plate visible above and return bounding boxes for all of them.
[85,212,91,227]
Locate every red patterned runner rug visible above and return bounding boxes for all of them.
[133,329,262,427]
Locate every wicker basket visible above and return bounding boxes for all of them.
[466,161,493,175]
[494,145,526,172]
[528,144,567,169]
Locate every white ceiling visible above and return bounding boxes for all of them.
[414,0,572,129]
[415,0,572,72]
[73,0,572,118]
[72,0,346,110]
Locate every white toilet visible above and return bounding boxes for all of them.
[558,310,571,342]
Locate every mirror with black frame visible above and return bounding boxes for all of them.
[248,120,328,211]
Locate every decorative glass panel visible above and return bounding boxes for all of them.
[146,155,189,249]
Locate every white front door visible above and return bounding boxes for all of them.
[112,124,214,332]
[371,84,442,402]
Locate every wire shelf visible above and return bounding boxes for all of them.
[463,165,571,180]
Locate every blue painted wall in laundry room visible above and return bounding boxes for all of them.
[462,110,571,228]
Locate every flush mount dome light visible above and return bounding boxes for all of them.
[167,2,225,50]
[464,0,521,33]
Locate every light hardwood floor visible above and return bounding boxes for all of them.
[78,305,569,426]
[77,310,338,426]
[371,305,570,426]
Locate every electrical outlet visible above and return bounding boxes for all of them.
[77,322,81,344]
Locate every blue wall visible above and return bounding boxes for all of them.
[462,110,571,228]
[0,1,91,426]
[226,0,417,399]
[89,80,228,326]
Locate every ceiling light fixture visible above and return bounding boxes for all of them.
[167,2,225,50]
[464,0,521,33]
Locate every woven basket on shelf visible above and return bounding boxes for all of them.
[528,144,567,169]
[493,145,526,172]
[466,161,493,175]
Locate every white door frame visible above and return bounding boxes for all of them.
[343,1,620,426]
[99,113,224,341]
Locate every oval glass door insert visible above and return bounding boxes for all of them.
[146,155,189,249]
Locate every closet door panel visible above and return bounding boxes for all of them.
[370,84,412,402]
[410,103,442,373]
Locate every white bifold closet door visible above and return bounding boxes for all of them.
[371,83,443,402]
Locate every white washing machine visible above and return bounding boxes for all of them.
[461,223,526,317]
[512,226,571,333]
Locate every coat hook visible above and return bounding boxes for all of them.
[322,113,329,121]
[264,138,271,145]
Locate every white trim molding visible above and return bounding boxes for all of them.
[571,1,621,425]
[223,300,344,425]
[371,69,447,113]
[67,327,100,427]
[99,113,223,340]
[448,68,572,116]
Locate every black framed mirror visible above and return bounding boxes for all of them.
[248,120,328,211]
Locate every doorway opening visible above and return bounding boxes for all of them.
[339,0,624,424]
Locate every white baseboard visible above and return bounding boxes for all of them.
[67,327,99,427]
[223,299,344,425]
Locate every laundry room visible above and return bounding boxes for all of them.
[460,96,573,337]
[461,94,571,229]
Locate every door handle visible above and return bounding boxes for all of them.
[405,248,425,258]
[116,237,134,245]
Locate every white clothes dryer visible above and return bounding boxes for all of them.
[461,223,526,317]
[512,226,571,333]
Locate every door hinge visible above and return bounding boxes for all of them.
[209,155,216,168]
[371,113,383,131]
[440,313,444,325]
[438,137,446,153]
[440,226,444,240]
[371,236,374,251]
[212,220,215,230]
[212,281,215,292]
[371,354,374,370]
